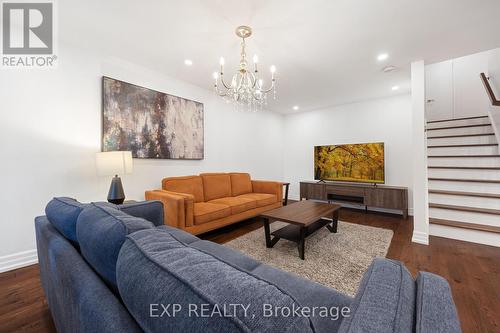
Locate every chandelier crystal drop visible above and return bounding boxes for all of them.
[213,26,276,111]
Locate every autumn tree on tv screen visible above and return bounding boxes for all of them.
[314,143,385,183]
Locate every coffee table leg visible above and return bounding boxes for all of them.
[263,218,272,247]
[326,210,339,233]
[263,218,280,248]
[298,227,306,260]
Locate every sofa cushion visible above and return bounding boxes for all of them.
[237,193,277,207]
[208,196,257,214]
[45,197,86,244]
[162,175,204,203]
[190,240,261,272]
[76,203,154,289]
[193,202,231,225]
[157,225,200,244]
[415,272,461,333]
[116,228,314,332]
[200,173,232,201]
[230,172,253,196]
[338,258,416,333]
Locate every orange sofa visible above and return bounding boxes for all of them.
[145,173,283,235]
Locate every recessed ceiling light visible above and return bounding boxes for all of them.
[377,53,389,61]
[184,59,193,66]
[292,105,299,111]
[382,65,397,73]
[392,85,400,91]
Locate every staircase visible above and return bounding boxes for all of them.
[426,115,500,247]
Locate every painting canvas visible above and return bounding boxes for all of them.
[102,77,204,159]
[314,142,385,183]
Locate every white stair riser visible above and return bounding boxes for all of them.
[427,125,493,137]
[428,168,500,180]
[427,117,490,129]
[429,208,500,225]
[430,224,500,247]
[428,180,500,194]
[428,156,500,167]
[427,145,498,156]
[429,193,500,210]
[427,135,497,145]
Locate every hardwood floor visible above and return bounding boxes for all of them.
[1,208,499,333]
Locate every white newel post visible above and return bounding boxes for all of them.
[411,60,430,245]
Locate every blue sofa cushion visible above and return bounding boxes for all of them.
[45,197,86,244]
[338,258,416,333]
[116,228,314,333]
[76,202,154,290]
[416,272,461,333]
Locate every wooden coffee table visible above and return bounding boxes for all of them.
[259,200,341,260]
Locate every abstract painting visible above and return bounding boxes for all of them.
[102,77,204,159]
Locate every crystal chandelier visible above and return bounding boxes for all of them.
[213,26,276,111]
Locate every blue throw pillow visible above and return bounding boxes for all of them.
[45,197,86,243]
[76,202,154,290]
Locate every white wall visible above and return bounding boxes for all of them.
[411,61,430,245]
[487,49,500,143]
[0,43,284,270]
[425,48,498,121]
[282,95,413,213]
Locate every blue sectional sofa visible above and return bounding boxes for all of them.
[35,197,461,333]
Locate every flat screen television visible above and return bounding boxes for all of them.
[314,142,385,184]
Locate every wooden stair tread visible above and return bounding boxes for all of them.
[428,178,500,184]
[429,189,500,199]
[427,155,500,158]
[430,218,500,233]
[427,143,498,148]
[426,116,489,124]
[427,133,495,139]
[429,203,500,215]
[428,166,500,170]
[427,124,491,131]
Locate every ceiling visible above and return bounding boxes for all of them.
[59,0,500,114]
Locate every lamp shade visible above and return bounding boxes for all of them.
[96,151,133,176]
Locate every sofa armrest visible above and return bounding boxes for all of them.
[145,190,194,228]
[117,201,164,226]
[415,272,461,333]
[252,180,283,203]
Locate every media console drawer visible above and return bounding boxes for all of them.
[326,185,365,197]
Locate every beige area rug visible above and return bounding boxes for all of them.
[225,221,393,297]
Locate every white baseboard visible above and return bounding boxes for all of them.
[412,231,429,245]
[0,249,38,273]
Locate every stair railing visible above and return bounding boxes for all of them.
[480,73,500,106]
[480,73,500,146]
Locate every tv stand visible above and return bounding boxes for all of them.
[300,181,408,218]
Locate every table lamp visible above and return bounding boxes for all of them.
[95,151,133,204]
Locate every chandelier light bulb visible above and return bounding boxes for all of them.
[213,72,218,80]
[258,79,263,87]
[270,65,276,73]
[219,57,225,66]
[253,55,259,63]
